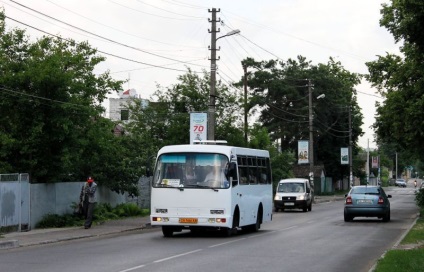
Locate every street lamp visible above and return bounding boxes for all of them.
[217,29,241,41]
[308,79,324,199]
[208,28,241,140]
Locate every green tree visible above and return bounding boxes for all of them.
[366,0,424,162]
[0,11,142,194]
[242,56,363,180]
[126,68,244,151]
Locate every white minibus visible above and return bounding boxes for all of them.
[150,142,273,237]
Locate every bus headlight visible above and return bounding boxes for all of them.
[152,217,169,222]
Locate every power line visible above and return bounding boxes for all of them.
[160,0,207,10]
[239,34,283,61]
[5,16,204,74]
[43,0,205,49]
[134,0,205,19]
[0,85,91,109]
[9,0,207,67]
[107,0,204,21]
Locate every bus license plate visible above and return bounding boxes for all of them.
[179,218,198,224]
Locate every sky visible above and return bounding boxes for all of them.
[0,0,401,149]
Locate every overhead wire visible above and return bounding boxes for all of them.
[44,0,205,49]
[222,9,367,62]
[9,0,208,67]
[4,0,383,133]
[0,85,96,111]
[5,16,204,73]
[107,0,204,21]
[134,0,205,19]
[161,0,208,10]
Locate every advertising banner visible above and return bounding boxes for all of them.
[298,140,309,164]
[372,156,379,169]
[189,112,207,144]
[341,147,349,165]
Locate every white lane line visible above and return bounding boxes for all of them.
[153,249,203,263]
[282,226,297,230]
[118,227,297,271]
[118,264,146,272]
[209,238,246,248]
[247,230,276,238]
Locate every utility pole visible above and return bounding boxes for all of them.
[243,65,248,144]
[308,79,314,179]
[395,152,398,179]
[208,8,220,141]
[348,105,353,188]
[367,139,370,184]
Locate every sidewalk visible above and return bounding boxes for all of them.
[0,216,152,250]
[0,195,345,250]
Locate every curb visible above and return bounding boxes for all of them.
[0,240,19,249]
[0,222,152,250]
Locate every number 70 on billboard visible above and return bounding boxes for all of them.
[190,112,208,144]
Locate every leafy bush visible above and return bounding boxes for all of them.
[36,202,149,229]
[36,213,82,228]
[415,189,424,208]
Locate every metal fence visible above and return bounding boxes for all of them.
[1,174,151,231]
[0,173,30,231]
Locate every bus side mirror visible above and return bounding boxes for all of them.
[225,162,238,183]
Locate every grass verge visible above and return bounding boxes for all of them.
[374,208,424,272]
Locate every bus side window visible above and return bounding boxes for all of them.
[249,168,258,184]
[239,167,248,185]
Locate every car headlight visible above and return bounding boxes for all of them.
[297,195,305,200]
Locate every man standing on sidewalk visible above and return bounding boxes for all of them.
[80,177,97,229]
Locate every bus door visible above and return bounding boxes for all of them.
[231,156,252,226]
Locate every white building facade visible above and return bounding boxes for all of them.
[108,88,149,122]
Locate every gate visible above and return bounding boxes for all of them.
[0,173,30,231]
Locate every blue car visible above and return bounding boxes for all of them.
[344,185,392,222]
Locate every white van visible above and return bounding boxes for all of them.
[273,178,312,212]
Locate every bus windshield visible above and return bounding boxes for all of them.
[152,153,230,189]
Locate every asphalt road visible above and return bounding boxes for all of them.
[0,187,418,272]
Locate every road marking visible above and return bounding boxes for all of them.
[209,238,246,248]
[282,226,297,230]
[118,228,295,271]
[247,230,276,238]
[118,264,146,272]
[153,249,203,263]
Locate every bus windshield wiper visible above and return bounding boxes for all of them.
[158,184,183,190]
[185,184,218,191]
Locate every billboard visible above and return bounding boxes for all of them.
[189,112,207,144]
[372,156,379,169]
[341,147,349,165]
[298,140,309,164]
